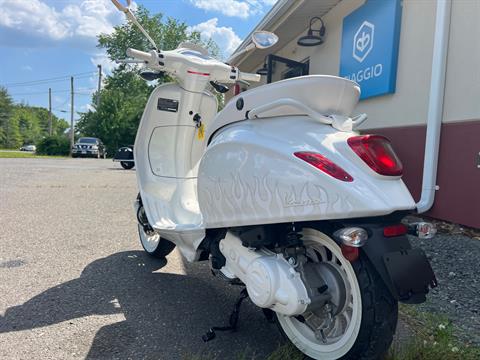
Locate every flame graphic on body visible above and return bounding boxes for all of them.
[200,172,354,227]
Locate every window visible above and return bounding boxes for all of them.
[267,55,309,84]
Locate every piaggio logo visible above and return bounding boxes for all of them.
[353,21,374,63]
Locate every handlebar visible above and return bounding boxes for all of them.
[125,47,262,86]
[126,48,154,63]
[238,72,261,83]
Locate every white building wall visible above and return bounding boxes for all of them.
[243,0,480,128]
[443,0,480,122]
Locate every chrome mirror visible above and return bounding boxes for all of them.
[252,31,279,49]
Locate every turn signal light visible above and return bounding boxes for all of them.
[348,135,403,176]
[334,227,368,247]
[294,152,353,182]
[383,224,408,237]
[411,222,437,239]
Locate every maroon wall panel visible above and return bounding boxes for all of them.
[366,120,480,229]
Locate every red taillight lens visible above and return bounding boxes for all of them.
[347,135,403,176]
[294,152,353,182]
[341,244,359,262]
[383,224,408,237]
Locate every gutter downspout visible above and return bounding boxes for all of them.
[416,0,452,213]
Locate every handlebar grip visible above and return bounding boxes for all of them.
[238,72,261,83]
[126,48,153,63]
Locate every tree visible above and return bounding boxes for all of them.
[12,105,43,144]
[36,135,70,156]
[76,70,150,153]
[97,7,218,61]
[0,87,21,149]
[77,6,218,155]
[0,87,12,146]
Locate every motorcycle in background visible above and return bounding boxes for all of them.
[113,145,135,169]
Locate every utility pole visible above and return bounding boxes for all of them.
[70,76,74,156]
[96,64,102,108]
[48,88,52,136]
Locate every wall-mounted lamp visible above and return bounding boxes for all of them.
[256,55,270,75]
[297,17,326,47]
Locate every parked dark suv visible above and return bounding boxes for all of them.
[72,137,106,158]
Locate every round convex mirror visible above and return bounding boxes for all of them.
[252,31,279,49]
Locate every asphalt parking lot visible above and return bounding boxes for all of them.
[0,158,284,359]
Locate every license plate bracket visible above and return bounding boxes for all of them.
[383,248,437,302]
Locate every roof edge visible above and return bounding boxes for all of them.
[228,0,304,64]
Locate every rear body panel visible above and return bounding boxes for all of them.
[199,116,415,228]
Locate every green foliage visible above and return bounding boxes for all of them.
[0,86,21,148]
[76,70,151,154]
[77,5,219,155]
[36,135,70,156]
[0,86,69,149]
[390,305,480,360]
[0,150,67,159]
[97,6,218,59]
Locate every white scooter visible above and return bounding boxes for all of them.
[112,1,437,359]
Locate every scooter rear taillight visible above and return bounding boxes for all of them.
[347,135,403,176]
[294,152,353,182]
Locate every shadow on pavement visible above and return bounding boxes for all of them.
[0,251,284,359]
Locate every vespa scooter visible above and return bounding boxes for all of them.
[112,1,437,359]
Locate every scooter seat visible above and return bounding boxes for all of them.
[207,75,360,141]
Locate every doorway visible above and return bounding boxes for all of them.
[267,55,309,84]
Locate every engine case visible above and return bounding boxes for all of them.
[219,232,310,316]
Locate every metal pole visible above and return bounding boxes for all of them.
[48,88,52,136]
[96,64,102,108]
[70,76,74,156]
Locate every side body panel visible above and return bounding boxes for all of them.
[134,83,217,261]
[198,116,415,228]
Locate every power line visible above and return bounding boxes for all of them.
[10,87,96,96]
[2,71,96,87]
[4,74,95,89]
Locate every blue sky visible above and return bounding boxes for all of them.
[0,0,275,123]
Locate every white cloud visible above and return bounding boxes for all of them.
[189,18,242,58]
[0,0,124,47]
[90,52,117,75]
[189,0,277,19]
[21,65,33,71]
[190,0,251,19]
[260,0,278,5]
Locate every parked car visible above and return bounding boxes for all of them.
[113,145,134,169]
[20,144,36,152]
[72,137,106,158]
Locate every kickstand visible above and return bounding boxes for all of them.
[202,288,248,342]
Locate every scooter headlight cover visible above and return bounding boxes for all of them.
[294,152,353,182]
[347,135,403,176]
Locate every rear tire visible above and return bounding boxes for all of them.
[121,161,134,169]
[276,228,397,360]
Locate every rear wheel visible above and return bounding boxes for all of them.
[276,228,397,360]
[121,161,134,169]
